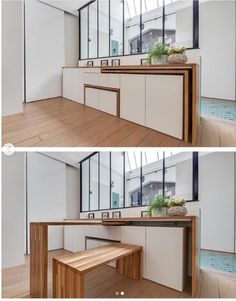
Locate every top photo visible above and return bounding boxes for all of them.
[2,0,236,147]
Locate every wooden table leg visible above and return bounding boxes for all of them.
[191,217,200,297]
[116,249,143,281]
[30,223,48,298]
[53,259,84,298]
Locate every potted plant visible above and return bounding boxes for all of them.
[147,196,169,217]
[167,199,188,216]
[148,43,169,64]
[167,47,188,64]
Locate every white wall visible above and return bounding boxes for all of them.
[64,12,79,67]
[200,0,236,101]
[27,153,66,251]
[66,165,80,219]
[25,0,65,101]
[199,152,235,253]
[2,153,25,269]
[2,0,24,116]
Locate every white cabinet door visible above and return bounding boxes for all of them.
[146,227,186,292]
[84,73,99,86]
[63,69,72,100]
[64,226,86,252]
[86,88,99,109]
[120,226,146,277]
[99,90,117,116]
[71,69,84,104]
[99,74,120,89]
[146,75,183,139]
[120,75,145,126]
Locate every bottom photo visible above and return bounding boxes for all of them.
[2,150,236,298]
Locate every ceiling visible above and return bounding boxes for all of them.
[39,0,90,15]
[40,151,92,167]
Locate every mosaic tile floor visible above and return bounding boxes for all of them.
[201,98,236,121]
[200,250,236,275]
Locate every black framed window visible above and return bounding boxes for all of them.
[80,151,198,212]
[78,0,199,60]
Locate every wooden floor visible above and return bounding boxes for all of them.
[2,97,236,147]
[2,249,236,298]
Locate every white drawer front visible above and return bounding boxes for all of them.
[99,90,117,116]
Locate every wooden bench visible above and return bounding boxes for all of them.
[53,243,143,298]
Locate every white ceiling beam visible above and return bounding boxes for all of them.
[38,0,79,16]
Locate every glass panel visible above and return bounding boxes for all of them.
[141,0,164,53]
[89,1,98,58]
[125,151,141,207]
[98,0,109,57]
[164,0,193,48]
[124,0,141,55]
[110,0,124,56]
[142,151,164,206]
[100,152,110,209]
[82,160,89,211]
[164,152,192,200]
[111,152,124,208]
[80,7,88,59]
[90,154,99,211]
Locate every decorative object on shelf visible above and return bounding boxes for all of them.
[111,59,120,66]
[87,61,94,67]
[88,213,95,219]
[168,47,188,64]
[167,199,188,216]
[141,58,149,66]
[102,212,109,219]
[141,211,150,218]
[148,42,169,64]
[147,196,169,217]
[101,60,108,67]
[112,211,121,218]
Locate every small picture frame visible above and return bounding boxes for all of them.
[141,211,150,218]
[102,212,109,219]
[101,60,108,67]
[88,213,95,219]
[112,211,121,218]
[87,61,94,67]
[111,59,120,67]
[141,58,149,66]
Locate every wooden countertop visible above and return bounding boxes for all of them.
[30,216,197,226]
[63,64,198,70]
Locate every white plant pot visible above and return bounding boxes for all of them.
[152,55,168,65]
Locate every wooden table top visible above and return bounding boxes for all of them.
[30,216,197,226]
[54,243,142,274]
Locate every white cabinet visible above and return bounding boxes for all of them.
[99,90,117,116]
[146,75,183,139]
[84,72,99,86]
[64,226,86,252]
[120,226,146,277]
[63,68,84,104]
[145,227,186,292]
[120,74,146,126]
[99,74,120,88]
[85,88,99,109]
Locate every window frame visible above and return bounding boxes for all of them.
[78,0,199,60]
[80,151,199,212]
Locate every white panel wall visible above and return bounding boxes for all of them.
[2,0,24,116]
[25,0,65,101]
[66,165,80,219]
[27,153,66,251]
[64,12,79,67]
[2,153,25,268]
[200,0,236,101]
[199,152,235,252]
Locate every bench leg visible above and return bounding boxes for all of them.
[116,250,143,281]
[53,259,84,298]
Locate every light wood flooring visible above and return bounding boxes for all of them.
[2,97,236,147]
[2,249,236,298]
